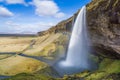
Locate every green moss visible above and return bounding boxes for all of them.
[57,58,120,80]
[84,58,120,80]
[99,58,120,73]
[3,58,120,80]
[76,70,90,77]
[85,71,107,80]
[3,67,59,80]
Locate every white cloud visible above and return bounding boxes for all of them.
[0,0,27,5]
[32,0,65,18]
[6,0,26,5]
[55,12,65,18]
[5,21,55,34]
[0,6,14,17]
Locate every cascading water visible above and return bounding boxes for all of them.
[54,6,96,76]
[60,6,89,67]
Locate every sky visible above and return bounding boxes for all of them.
[0,0,91,34]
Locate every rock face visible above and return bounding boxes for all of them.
[38,0,120,59]
[87,0,120,59]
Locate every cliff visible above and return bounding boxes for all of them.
[38,0,120,59]
[87,0,120,59]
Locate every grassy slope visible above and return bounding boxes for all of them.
[0,37,36,52]
[84,58,120,80]
[0,33,61,54]
[3,67,60,80]
[0,33,68,76]
[0,55,47,76]
[0,33,119,80]
[4,58,120,80]
[23,33,62,56]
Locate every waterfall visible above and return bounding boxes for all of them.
[54,6,95,75]
[60,6,89,67]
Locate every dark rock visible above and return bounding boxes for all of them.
[87,0,120,59]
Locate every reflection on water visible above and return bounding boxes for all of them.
[0,76,10,80]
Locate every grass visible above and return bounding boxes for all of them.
[99,58,120,73]
[3,73,53,80]
[0,33,119,80]
[0,33,66,77]
[0,54,13,60]
[3,67,59,80]
[0,37,37,52]
[37,43,56,56]
[23,33,62,56]
[3,55,120,80]
[76,58,120,80]
[0,55,47,76]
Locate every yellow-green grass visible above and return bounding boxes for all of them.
[0,54,13,60]
[77,58,120,80]
[98,58,120,73]
[0,37,37,52]
[36,43,56,56]
[0,33,64,57]
[0,55,47,76]
[0,33,69,77]
[23,33,62,56]
[4,73,54,80]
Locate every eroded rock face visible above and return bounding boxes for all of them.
[87,0,120,59]
[38,0,120,59]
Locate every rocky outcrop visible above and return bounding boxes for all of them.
[38,14,77,35]
[38,0,120,59]
[87,0,120,59]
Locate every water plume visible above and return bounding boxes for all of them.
[54,6,96,75]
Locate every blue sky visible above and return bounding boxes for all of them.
[0,0,91,34]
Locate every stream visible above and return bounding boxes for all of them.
[0,76,10,80]
[0,52,56,80]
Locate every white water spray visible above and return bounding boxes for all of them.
[60,6,89,67]
[55,6,92,75]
